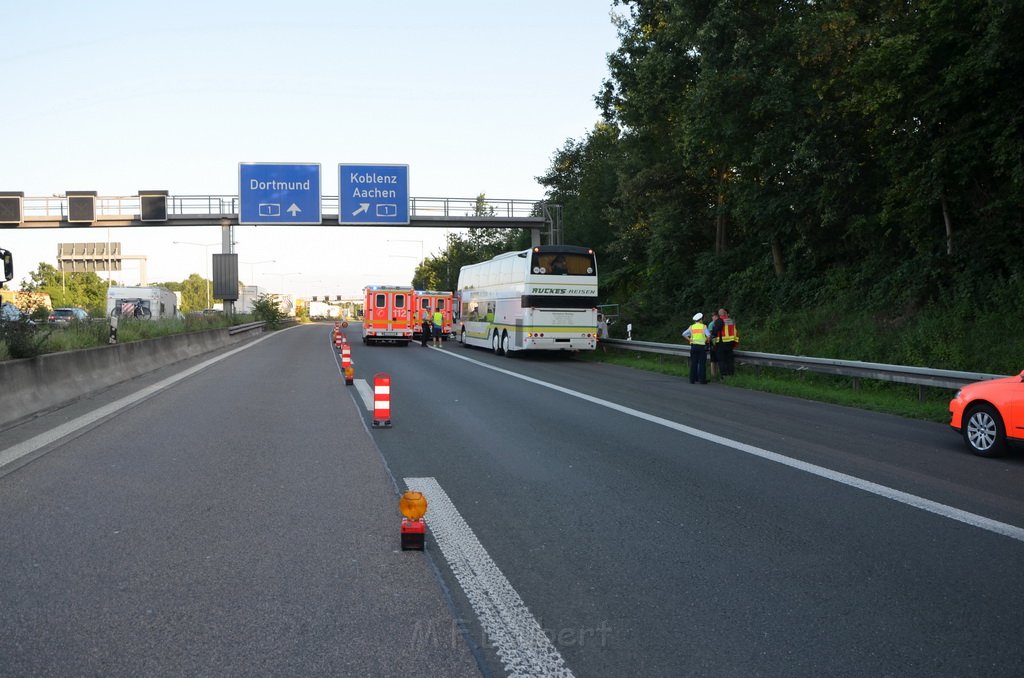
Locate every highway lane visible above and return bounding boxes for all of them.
[0,326,480,676]
[345,325,1024,677]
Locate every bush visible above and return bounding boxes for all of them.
[251,294,284,329]
[0,318,50,359]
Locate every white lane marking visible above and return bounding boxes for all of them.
[354,379,373,410]
[404,477,574,678]
[437,349,1024,544]
[0,332,280,474]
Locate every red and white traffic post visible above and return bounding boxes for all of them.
[341,344,354,385]
[372,373,392,428]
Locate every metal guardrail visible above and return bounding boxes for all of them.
[602,338,1008,391]
[228,321,266,336]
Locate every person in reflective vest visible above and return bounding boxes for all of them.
[432,309,444,347]
[706,310,721,381]
[715,307,739,377]
[682,312,708,384]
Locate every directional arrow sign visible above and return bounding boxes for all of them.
[339,164,409,225]
[239,163,322,225]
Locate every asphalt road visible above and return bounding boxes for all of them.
[0,326,479,676]
[349,324,1024,677]
[3,322,1023,677]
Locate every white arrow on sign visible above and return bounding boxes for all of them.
[287,203,301,217]
[352,203,369,217]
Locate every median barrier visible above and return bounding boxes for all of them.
[0,323,264,429]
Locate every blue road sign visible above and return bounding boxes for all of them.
[239,163,322,225]
[339,164,409,224]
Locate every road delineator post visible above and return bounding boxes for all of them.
[399,490,427,550]
[372,373,392,428]
[335,333,343,351]
[341,345,354,385]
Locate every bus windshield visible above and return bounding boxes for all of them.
[531,251,596,276]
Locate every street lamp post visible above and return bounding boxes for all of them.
[265,272,302,293]
[241,260,276,288]
[173,241,218,310]
[388,239,424,263]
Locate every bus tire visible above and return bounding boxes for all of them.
[459,328,466,345]
[492,331,503,355]
[501,331,511,355]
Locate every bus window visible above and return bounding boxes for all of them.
[532,252,596,276]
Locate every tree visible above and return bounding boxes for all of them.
[251,293,284,329]
[178,274,210,312]
[412,194,530,291]
[21,263,109,314]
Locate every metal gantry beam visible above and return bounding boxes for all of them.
[4,194,554,234]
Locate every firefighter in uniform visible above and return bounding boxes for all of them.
[682,312,708,384]
[716,307,739,377]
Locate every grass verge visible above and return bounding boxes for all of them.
[579,347,953,423]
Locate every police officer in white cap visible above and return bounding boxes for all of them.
[682,312,709,384]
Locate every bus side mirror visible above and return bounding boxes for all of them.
[0,248,12,283]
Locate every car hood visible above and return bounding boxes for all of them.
[960,372,1024,396]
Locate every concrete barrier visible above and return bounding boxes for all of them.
[0,325,262,429]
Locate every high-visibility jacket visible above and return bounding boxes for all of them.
[720,318,738,343]
[688,322,707,345]
[432,311,443,327]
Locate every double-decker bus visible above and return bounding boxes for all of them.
[412,290,454,340]
[456,245,598,354]
[362,285,414,345]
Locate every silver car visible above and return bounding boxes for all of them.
[48,307,90,325]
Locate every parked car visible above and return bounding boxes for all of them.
[2,301,25,322]
[48,307,90,325]
[949,371,1024,457]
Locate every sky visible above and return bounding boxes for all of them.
[1,0,622,299]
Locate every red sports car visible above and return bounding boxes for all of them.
[949,371,1024,457]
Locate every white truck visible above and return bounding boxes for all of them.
[106,285,180,320]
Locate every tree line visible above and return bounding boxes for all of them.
[421,1,1022,370]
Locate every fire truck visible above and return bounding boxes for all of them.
[412,290,455,340]
[362,285,415,345]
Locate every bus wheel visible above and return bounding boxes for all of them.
[492,331,503,355]
[459,329,466,345]
[501,332,511,355]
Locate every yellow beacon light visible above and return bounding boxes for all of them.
[399,491,428,550]
[400,491,428,520]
